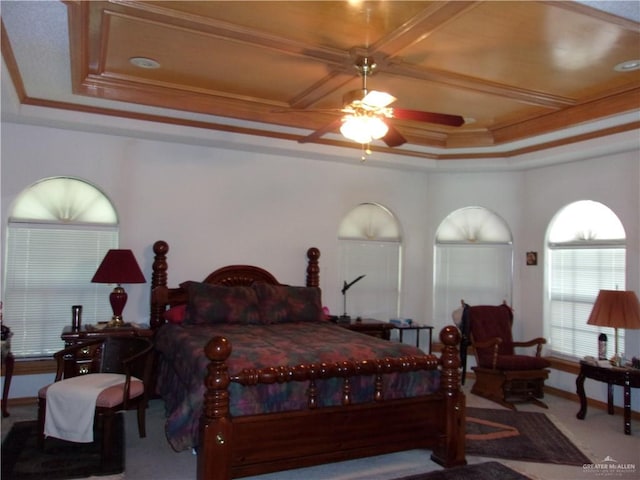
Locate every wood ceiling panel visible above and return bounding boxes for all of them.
[401,1,640,98]
[144,1,431,50]
[102,13,332,105]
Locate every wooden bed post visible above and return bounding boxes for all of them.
[199,336,233,480]
[431,325,466,467]
[150,240,169,329]
[306,247,320,287]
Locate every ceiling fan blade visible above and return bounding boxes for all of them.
[393,108,465,127]
[382,124,407,147]
[298,118,343,144]
[362,90,396,108]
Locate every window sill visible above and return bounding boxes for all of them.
[546,356,580,374]
[6,358,56,376]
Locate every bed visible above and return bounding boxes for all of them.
[149,240,466,480]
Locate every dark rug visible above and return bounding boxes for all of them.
[394,461,531,480]
[1,414,124,480]
[466,407,591,466]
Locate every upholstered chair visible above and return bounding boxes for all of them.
[37,336,153,460]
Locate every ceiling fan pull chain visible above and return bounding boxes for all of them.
[360,143,372,162]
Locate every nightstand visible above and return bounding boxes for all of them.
[61,324,154,347]
[394,324,434,353]
[337,318,393,340]
[61,324,154,378]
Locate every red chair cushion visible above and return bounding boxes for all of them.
[491,354,551,371]
[39,377,144,407]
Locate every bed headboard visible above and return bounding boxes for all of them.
[149,240,320,329]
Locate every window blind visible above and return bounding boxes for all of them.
[433,244,513,330]
[4,224,118,358]
[547,246,626,359]
[339,240,401,320]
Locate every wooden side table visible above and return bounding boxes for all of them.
[61,324,154,378]
[394,324,434,353]
[61,324,154,346]
[576,360,640,435]
[336,318,393,340]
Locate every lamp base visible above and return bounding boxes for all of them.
[108,286,127,328]
[610,354,623,367]
[107,315,125,328]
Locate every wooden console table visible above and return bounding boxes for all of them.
[576,360,640,435]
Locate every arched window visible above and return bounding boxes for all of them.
[4,177,118,358]
[434,206,513,330]
[545,200,626,359]
[338,203,402,320]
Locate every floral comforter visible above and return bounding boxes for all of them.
[154,321,440,451]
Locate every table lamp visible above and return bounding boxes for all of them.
[587,290,640,366]
[91,249,146,327]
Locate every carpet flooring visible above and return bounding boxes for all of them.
[394,461,531,480]
[1,413,125,480]
[466,407,591,466]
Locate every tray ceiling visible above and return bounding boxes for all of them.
[2,1,639,162]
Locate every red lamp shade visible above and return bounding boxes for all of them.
[91,249,146,326]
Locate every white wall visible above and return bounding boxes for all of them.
[0,123,433,321]
[2,120,639,412]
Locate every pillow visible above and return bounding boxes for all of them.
[180,281,261,325]
[253,283,324,324]
[164,304,187,324]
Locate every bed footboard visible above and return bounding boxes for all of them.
[198,326,466,480]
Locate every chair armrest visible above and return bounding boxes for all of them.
[120,342,153,408]
[472,337,502,369]
[513,337,546,356]
[121,343,153,376]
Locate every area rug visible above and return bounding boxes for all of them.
[392,461,531,480]
[466,407,591,466]
[1,414,125,480]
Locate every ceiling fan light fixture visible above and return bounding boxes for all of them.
[362,90,396,108]
[340,115,389,144]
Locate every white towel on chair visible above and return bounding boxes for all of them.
[44,373,128,443]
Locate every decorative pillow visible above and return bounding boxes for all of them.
[253,283,324,324]
[164,304,187,324]
[180,281,261,325]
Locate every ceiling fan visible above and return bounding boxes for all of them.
[298,56,465,149]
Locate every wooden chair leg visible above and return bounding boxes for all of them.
[137,403,146,438]
[37,397,46,450]
[100,411,114,462]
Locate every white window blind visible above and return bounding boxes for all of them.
[338,203,402,321]
[547,245,626,359]
[4,225,118,357]
[339,240,401,320]
[433,206,513,330]
[433,244,513,330]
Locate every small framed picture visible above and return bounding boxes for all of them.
[526,251,537,266]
